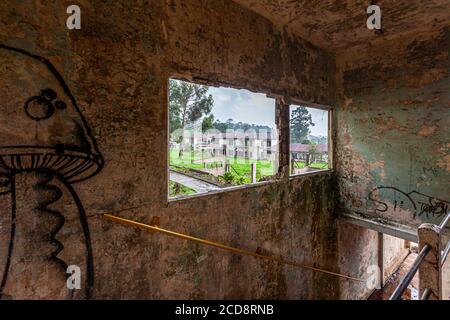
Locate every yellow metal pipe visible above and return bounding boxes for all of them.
[103,213,363,282]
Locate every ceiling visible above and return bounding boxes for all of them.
[232,0,450,51]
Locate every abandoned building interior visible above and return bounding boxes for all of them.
[0,0,449,300]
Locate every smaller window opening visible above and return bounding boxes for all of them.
[289,104,331,175]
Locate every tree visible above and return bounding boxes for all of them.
[317,135,327,144]
[169,79,214,156]
[290,106,314,143]
[169,106,182,135]
[213,120,228,133]
[169,79,214,130]
[308,144,318,165]
[202,114,214,133]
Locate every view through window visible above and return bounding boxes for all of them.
[169,78,278,199]
[289,105,330,175]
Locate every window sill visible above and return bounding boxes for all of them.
[168,178,281,204]
[168,169,334,204]
[289,169,334,180]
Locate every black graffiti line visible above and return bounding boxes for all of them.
[0,152,102,175]
[34,171,68,271]
[0,177,15,298]
[59,175,94,300]
[0,44,104,299]
[367,186,417,214]
[65,162,95,181]
[409,190,449,206]
[58,158,89,177]
[367,186,450,220]
[0,44,104,170]
[53,156,79,172]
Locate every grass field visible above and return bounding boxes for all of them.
[292,161,329,170]
[169,149,328,186]
[227,159,274,183]
[169,149,205,170]
[169,149,275,183]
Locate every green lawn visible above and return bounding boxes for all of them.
[169,149,205,170]
[292,161,329,170]
[309,162,329,169]
[227,158,274,183]
[169,149,275,183]
[169,149,328,186]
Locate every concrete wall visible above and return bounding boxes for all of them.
[335,27,450,228]
[443,257,450,300]
[334,27,449,299]
[0,0,355,299]
[382,235,409,284]
[2,0,442,301]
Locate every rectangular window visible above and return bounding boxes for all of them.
[289,104,330,175]
[168,78,279,199]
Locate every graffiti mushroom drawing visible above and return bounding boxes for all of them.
[0,44,103,299]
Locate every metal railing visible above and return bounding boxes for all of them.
[389,244,431,300]
[442,240,450,266]
[103,213,364,282]
[420,288,432,300]
[389,211,450,300]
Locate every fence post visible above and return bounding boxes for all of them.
[251,163,257,183]
[225,161,230,173]
[418,223,442,300]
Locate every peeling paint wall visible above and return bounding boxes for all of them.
[336,27,450,228]
[334,27,450,300]
[0,0,352,299]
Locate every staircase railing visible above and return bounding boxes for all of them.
[389,211,450,300]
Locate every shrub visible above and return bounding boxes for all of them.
[220,172,235,184]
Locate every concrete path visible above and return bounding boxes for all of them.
[169,170,220,193]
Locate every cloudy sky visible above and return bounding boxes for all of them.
[208,86,328,137]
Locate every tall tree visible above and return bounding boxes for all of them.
[290,106,314,143]
[169,79,214,156]
[169,79,214,132]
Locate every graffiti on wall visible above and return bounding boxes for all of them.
[365,186,449,221]
[0,44,103,299]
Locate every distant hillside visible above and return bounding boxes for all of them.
[212,119,272,133]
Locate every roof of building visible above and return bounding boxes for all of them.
[179,129,278,140]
